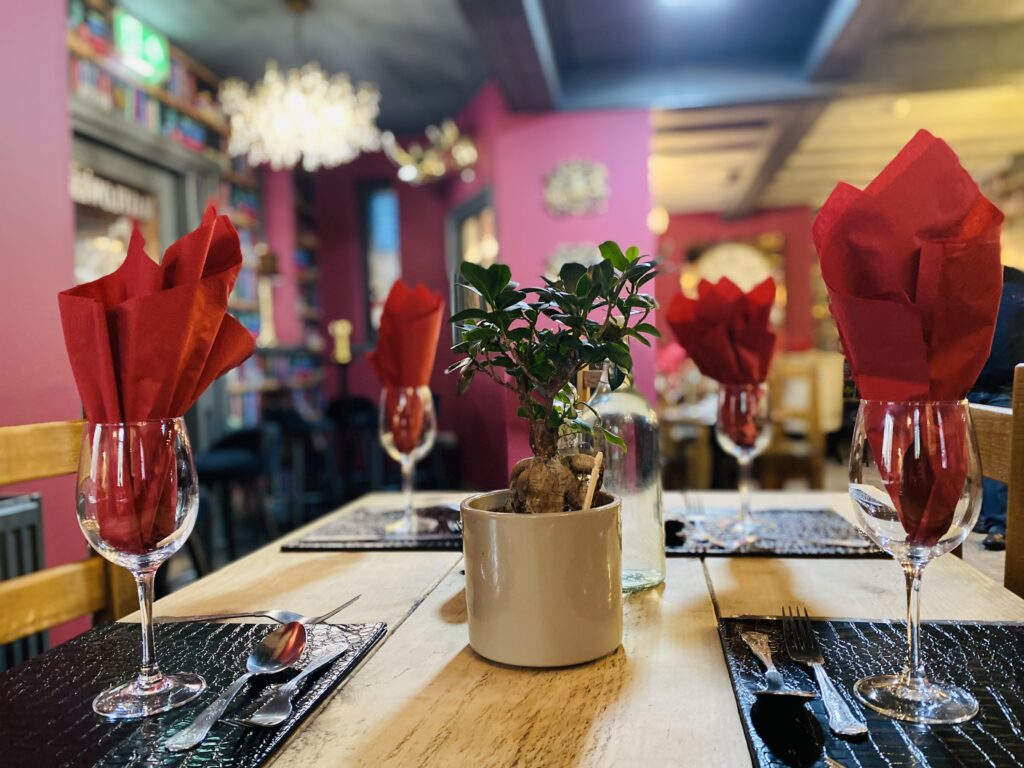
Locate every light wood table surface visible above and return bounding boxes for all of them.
[143,490,1024,767]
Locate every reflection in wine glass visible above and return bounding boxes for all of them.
[77,418,205,718]
[714,382,771,548]
[849,399,982,724]
[379,386,438,535]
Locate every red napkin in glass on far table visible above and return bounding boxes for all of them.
[58,206,255,552]
[666,276,777,385]
[369,280,445,453]
[667,277,777,453]
[813,129,1004,545]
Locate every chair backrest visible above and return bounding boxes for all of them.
[768,352,823,448]
[0,420,136,645]
[969,364,1024,597]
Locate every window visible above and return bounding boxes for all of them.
[363,185,401,333]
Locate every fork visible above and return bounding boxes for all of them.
[781,607,867,737]
[157,594,361,626]
[683,494,731,549]
[227,643,350,729]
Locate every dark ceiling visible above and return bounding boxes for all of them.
[116,0,488,132]
[543,0,831,70]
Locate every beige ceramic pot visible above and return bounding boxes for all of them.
[461,489,622,668]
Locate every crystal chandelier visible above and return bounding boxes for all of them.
[381,120,477,185]
[218,1,381,172]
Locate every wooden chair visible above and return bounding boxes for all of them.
[758,352,827,490]
[0,420,137,646]
[969,363,1024,598]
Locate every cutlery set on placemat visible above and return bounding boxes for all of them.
[722,613,1024,767]
[0,596,385,768]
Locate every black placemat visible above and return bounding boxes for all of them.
[282,503,462,552]
[0,620,386,768]
[665,507,884,557]
[720,617,1024,767]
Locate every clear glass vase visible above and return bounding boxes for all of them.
[584,369,666,592]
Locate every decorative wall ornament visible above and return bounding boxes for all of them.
[543,160,609,217]
[381,120,478,185]
[545,242,603,280]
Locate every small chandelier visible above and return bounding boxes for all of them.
[219,1,381,172]
[381,120,477,185]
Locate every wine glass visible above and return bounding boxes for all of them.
[77,418,205,719]
[379,386,438,535]
[714,382,772,548]
[849,399,982,724]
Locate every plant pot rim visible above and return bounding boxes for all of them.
[461,489,619,520]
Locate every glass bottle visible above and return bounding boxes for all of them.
[584,367,666,592]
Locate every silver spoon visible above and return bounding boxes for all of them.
[165,621,307,752]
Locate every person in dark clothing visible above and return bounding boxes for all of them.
[968,265,1024,550]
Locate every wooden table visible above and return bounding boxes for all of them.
[143,491,1024,767]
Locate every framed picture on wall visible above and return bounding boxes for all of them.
[446,187,498,343]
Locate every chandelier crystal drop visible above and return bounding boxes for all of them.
[220,61,381,172]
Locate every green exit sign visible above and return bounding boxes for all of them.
[113,9,170,85]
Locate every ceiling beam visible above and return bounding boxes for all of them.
[457,0,560,111]
[724,101,827,219]
[726,0,894,217]
[803,0,892,79]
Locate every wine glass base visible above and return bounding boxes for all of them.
[854,674,978,724]
[93,672,206,719]
[385,513,439,537]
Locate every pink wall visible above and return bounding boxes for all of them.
[314,85,657,488]
[656,207,816,351]
[262,169,303,347]
[0,3,86,577]
[481,97,657,471]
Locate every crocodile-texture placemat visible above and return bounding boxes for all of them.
[281,503,462,552]
[665,507,884,557]
[720,617,1024,767]
[0,620,386,768]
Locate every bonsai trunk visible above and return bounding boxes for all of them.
[507,418,603,514]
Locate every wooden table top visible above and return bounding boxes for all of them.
[144,490,1024,767]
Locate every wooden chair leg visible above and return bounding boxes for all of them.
[186,534,211,577]
[218,483,238,561]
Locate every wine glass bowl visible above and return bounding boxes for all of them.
[379,386,438,535]
[713,383,771,547]
[77,418,205,719]
[848,399,982,724]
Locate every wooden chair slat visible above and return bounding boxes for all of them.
[1004,365,1024,598]
[0,558,107,645]
[971,403,1013,485]
[0,420,84,486]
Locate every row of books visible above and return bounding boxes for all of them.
[70,56,211,152]
[295,248,316,269]
[230,187,261,220]
[68,1,218,114]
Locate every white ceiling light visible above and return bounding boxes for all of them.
[218,0,381,171]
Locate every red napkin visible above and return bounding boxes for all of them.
[369,281,444,453]
[58,206,255,552]
[666,277,777,384]
[813,130,1003,545]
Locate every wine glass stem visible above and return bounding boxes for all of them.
[134,569,163,687]
[902,561,926,684]
[402,457,415,526]
[738,454,752,531]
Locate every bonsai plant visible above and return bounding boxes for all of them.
[448,241,659,514]
[448,242,659,668]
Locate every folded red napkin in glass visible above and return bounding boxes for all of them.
[666,276,777,384]
[369,280,444,453]
[813,129,1004,545]
[58,206,255,551]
